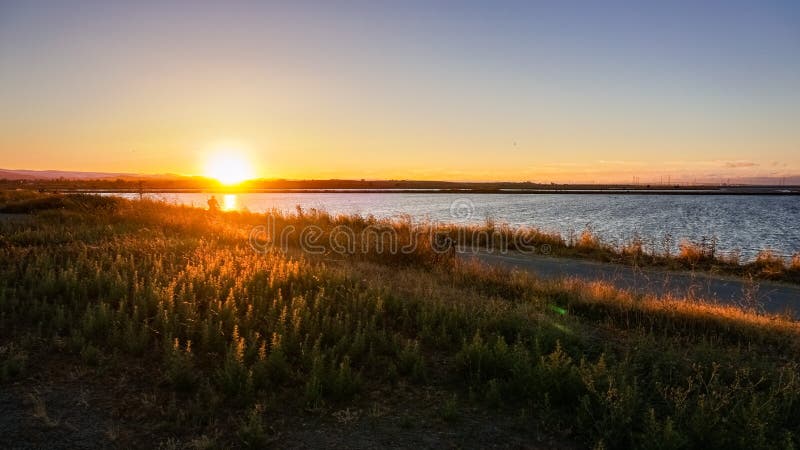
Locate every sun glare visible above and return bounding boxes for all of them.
[204,151,255,185]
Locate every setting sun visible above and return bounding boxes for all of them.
[204,151,255,185]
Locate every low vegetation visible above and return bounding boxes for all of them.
[1,191,799,448]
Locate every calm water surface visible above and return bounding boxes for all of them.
[114,193,800,260]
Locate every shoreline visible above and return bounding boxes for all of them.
[37,188,800,195]
[3,191,799,282]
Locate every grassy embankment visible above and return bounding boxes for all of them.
[5,189,798,284]
[437,218,800,285]
[1,191,799,449]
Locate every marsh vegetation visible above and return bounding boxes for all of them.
[1,192,799,449]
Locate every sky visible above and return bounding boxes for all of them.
[1,0,798,183]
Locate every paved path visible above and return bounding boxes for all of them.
[460,250,800,318]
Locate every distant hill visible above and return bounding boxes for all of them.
[0,169,183,181]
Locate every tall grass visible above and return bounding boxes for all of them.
[1,191,799,448]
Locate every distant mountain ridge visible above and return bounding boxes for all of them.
[0,169,183,180]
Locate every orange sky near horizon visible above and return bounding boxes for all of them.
[2,129,795,184]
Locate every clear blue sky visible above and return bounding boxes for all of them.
[1,0,798,182]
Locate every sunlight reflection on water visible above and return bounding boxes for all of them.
[222,194,237,211]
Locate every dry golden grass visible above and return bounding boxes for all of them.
[677,239,709,264]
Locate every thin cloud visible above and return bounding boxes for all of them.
[724,161,759,168]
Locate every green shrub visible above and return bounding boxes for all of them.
[216,353,253,401]
[237,404,271,448]
[332,355,361,400]
[164,340,198,393]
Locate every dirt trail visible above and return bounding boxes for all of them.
[461,250,800,318]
